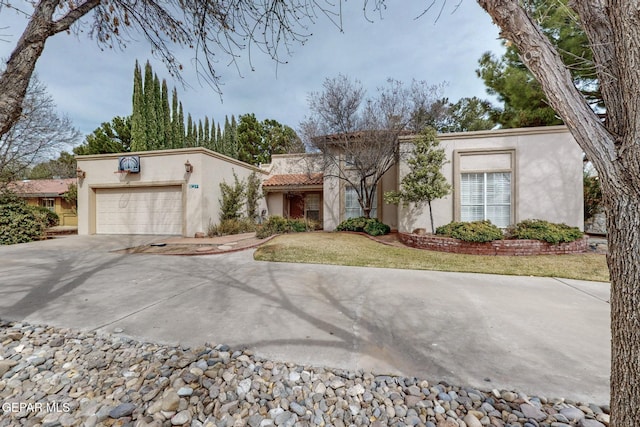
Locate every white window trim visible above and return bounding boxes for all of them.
[453,148,516,227]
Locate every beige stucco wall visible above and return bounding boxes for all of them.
[76,148,265,236]
[396,125,584,233]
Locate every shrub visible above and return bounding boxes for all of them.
[336,217,390,236]
[436,220,504,243]
[508,219,583,244]
[208,218,257,237]
[255,216,319,239]
[31,206,59,228]
[219,173,245,221]
[364,220,391,236]
[0,192,47,245]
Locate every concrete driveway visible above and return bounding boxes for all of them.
[0,235,611,405]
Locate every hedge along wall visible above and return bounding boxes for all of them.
[398,233,588,256]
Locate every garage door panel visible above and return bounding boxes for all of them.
[96,186,183,235]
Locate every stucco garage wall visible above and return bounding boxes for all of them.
[396,126,583,233]
[76,148,263,236]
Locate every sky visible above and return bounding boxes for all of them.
[0,1,505,144]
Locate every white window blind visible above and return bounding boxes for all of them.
[460,172,511,227]
[345,187,377,219]
[305,194,320,221]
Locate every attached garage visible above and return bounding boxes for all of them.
[95,186,183,235]
[76,148,265,237]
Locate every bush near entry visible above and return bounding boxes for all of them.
[436,220,503,243]
[336,217,391,236]
[256,216,320,239]
[0,192,48,245]
[435,219,584,244]
[507,219,583,244]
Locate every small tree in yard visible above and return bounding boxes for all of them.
[384,128,451,233]
[245,172,262,220]
[218,172,245,222]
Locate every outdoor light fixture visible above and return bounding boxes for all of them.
[76,167,86,179]
[185,160,193,173]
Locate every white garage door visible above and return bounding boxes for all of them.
[96,186,183,235]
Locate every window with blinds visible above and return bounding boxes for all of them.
[345,187,377,219]
[305,193,320,221]
[460,172,511,227]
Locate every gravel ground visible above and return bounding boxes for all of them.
[0,321,609,427]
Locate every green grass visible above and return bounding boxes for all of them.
[253,232,610,282]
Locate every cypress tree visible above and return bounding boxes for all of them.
[162,80,171,149]
[130,60,147,151]
[204,116,210,149]
[154,74,164,149]
[198,119,204,147]
[178,102,185,148]
[143,61,158,149]
[222,116,232,156]
[171,88,180,149]
[230,115,239,158]
[215,123,222,153]
[186,114,194,147]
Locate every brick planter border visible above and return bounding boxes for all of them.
[398,232,588,256]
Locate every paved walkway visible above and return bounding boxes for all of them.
[0,235,611,404]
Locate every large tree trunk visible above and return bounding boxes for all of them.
[477,1,640,425]
[605,187,640,426]
[0,0,99,139]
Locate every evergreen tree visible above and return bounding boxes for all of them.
[162,80,171,149]
[197,120,204,147]
[222,116,232,156]
[178,103,185,148]
[143,61,158,148]
[130,60,146,151]
[203,116,211,149]
[384,128,451,233]
[75,116,132,155]
[186,114,194,147]
[153,75,164,149]
[476,0,598,128]
[171,88,180,149]
[215,123,223,153]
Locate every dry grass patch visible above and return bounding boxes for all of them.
[254,232,609,282]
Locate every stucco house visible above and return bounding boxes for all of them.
[75,148,265,236]
[76,125,583,236]
[263,125,583,233]
[10,178,78,226]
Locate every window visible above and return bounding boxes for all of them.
[305,193,320,221]
[345,187,377,219]
[41,198,55,212]
[460,172,511,227]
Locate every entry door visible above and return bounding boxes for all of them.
[289,194,305,218]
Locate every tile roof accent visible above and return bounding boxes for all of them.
[9,178,77,197]
[262,173,323,187]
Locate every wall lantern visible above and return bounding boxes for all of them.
[185,160,193,173]
[76,167,86,179]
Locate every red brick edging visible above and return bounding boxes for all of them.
[398,232,588,256]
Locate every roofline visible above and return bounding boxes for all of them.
[75,147,267,174]
[399,125,570,142]
[263,184,324,192]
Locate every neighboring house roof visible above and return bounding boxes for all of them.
[9,178,77,197]
[262,173,324,188]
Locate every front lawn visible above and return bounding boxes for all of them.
[253,232,609,282]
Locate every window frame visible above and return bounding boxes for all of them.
[344,185,378,220]
[41,198,56,212]
[453,149,516,227]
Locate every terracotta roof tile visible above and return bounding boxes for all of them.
[9,178,77,196]
[262,173,323,187]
